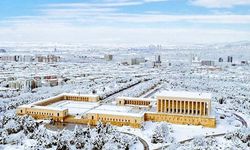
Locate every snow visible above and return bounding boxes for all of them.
[0,139,37,150]
[48,100,99,115]
[31,94,63,105]
[61,93,99,98]
[129,141,144,150]
[88,109,144,117]
[157,91,212,100]
[1,42,250,149]
[117,96,155,101]
[30,105,66,111]
[88,104,145,117]
[47,100,146,116]
[117,106,244,149]
[95,104,138,112]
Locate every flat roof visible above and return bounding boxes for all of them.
[48,100,99,115]
[31,93,99,106]
[62,93,99,98]
[18,104,66,111]
[88,104,145,117]
[88,109,144,117]
[156,91,212,100]
[31,94,63,105]
[117,96,155,101]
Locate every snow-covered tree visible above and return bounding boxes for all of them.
[151,122,174,144]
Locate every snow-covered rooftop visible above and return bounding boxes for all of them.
[88,109,144,117]
[156,91,212,100]
[18,104,67,111]
[117,96,155,101]
[88,104,145,117]
[31,93,99,106]
[48,100,99,115]
[61,93,99,98]
[31,105,67,111]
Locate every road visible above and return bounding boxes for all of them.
[101,80,142,104]
[154,133,226,150]
[233,113,247,127]
[121,132,149,150]
[216,107,248,128]
[143,87,160,98]
[178,133,225,144]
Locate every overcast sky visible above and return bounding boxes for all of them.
[0,0,250,46]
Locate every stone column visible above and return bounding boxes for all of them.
[180,100,184,114]
[159,100,161,112]
[184,101,186,114]
[165,100,167,113]
[157,100,160,112]
[200,102,202,115]
[161,99,164,113]
[172,100,175,113]
[162,100,164,112]
[171,100,173,113]
[178,101,181,114]
[192,101,194,115]
[196,102,198,115]
[176,100,178,113]
[168,100,170,113]
[204,102,206,115]
[188,101,190,115]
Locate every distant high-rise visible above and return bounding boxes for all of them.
[148,44,162,51]
[227,56,233,63]
[218,57,223,62]
[155,55,161,63]
[104,54,113,61]
[201,60,215,66]
[153,55,161,67]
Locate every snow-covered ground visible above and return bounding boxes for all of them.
[117,111,243,150]
[1,43,250,149]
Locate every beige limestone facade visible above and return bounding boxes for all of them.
[17,91,216,128]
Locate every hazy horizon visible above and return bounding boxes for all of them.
[0,0,250,45]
